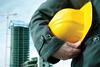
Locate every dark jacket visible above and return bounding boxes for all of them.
[29,0,100,67]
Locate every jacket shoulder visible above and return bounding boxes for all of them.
[70,0,89,9]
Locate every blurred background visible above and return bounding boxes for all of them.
[0,0,71,67]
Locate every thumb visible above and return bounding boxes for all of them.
[66,41,82,48]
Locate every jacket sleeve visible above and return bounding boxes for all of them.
[29,0,70,64]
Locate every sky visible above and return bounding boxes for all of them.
[0,0,71,67]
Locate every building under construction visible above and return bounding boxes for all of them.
[23,57,53,67]
[9,20,53,67]
[10,20,29,67]
[23,57,38,67]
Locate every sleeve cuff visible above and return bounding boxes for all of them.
[40,35,64,64]
[47,56,60,64]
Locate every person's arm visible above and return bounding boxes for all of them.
[29,0,88,64]
[29,0,70,64]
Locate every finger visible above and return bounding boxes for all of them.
[52,42,81,60]
[66,41,81,48]
[63,50,80,60]
[61,46,81,60]
[63,43,81,56]
[69,48,81,56]
[72,48,81,53]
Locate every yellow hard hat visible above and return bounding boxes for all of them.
[48,1,92,43]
